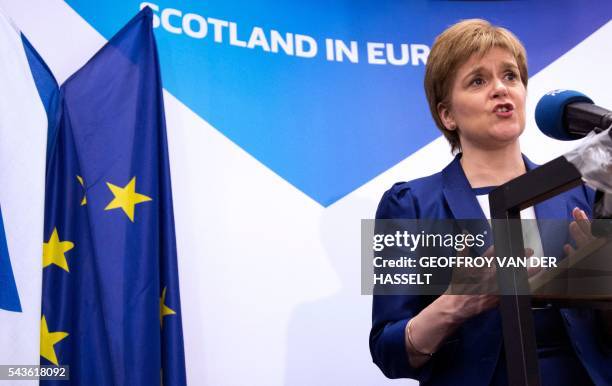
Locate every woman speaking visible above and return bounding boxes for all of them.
[369,19,610,385]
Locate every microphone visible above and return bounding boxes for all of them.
[536,90,612,234]
[535,89,612,141]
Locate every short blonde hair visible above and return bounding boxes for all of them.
[424,19,528,153]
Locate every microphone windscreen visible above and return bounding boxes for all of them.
[535,89,593,140]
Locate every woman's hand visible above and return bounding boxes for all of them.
[406,241,538,367]
[444,245,498,321]
[445,245,538,322]
[564,207,597,257]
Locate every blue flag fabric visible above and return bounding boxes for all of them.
[41,8,186,385]
[1,8,58,370]
[0,205,20,313]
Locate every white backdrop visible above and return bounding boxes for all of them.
[1,1,611,384]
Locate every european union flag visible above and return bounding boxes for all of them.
[41,8,186,385]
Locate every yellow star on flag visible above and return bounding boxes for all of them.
[40,315,68,366]
[104,176,152,222]
[76,175,87,205]
[160,287,176,327]
[43,228,74,272]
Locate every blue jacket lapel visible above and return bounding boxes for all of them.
[441,155,492,253]
[442,155,486,220]
[439,154,569,257]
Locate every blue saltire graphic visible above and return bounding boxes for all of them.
[66,0,612,206]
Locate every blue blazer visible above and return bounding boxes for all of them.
[369,154,612,385]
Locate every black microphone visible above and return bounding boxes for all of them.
[535,89,612,141]
[536,90,612,234]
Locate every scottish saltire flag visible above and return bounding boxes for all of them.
[0,7,58,372]
[41,8,186,385]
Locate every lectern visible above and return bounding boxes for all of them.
[489,144,611,386]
